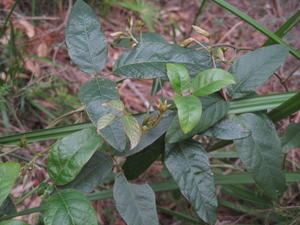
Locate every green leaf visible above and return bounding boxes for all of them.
[96,114,116,132]
[0,162,20,205]
[113,173,159,225]
[119,111,175,156]
[59,152,112,193]
[204,116,251,140]
[0,221,29,225]
[174,95,202,133]
[166,64,191,94]
[79,78,127,151]
[123,138,164,180]
[48,127,103,185]
[192,68,235,96]
[44,189,97,225]
[164,141,217,224]
[166,95,229,143]
[268,91,300,122]
[228,45,289,98]
[102,99,125,112]
[122,114,142,150]
[114,42,212,79]
[0,197,16,216]
[281,123,300,153]
[65,0,107,74]
[234,113,286,199]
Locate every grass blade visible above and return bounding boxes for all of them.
[0,92,296,145]
[211,0,300,59]
[264,10,300,46]
[268,91,300,122]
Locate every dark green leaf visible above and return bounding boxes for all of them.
[281,123,300,153]
[65,0,107,74]
[44,189,97,225]
[0,197,16,216]
[0,221,29,225]
[228,45,288,98]
[122,114,142,150]
[113,173,159,225]
[174,95,202,133]
[165,141,217,224]
[59,152,112,193]
[79,78,127,151]
[234,113,286,199]
[166,64,191,94]
[192,68,235,96]
[114,42,212,79]
[0,162,20,205]
[48,127,103,185]
[123,138,164,180]
[166,96,229,143]
[204,116,251,140]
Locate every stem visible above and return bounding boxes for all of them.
[0,92,296,146]
[186,0,207,37]
[157,206,205,224]
[1,172,299,221]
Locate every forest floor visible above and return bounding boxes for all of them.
[0,0,299,224]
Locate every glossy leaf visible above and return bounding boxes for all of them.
[174,95,202,133]
[281,123,300,153]
[192,68,235,96]
[123,138,164,180]
[204,116,251,140]
[122,114,142,149]
[166,96,229,143]
[114,42,212,79]
[228,45,289,98]
[165,141,217,224]
[0,221,29,225]
[48,127,103,185]
[44,189,97,225]
[113,173,159,225]
[79,78,127,151]
[59,152,112,193]
[234,113,286,199]
[166,64,191,94]
[65,0,107,74]
[0,162,20,205]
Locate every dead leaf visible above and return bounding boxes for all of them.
[37,42,49,57]
[19,19,35,38]
[25,59,40,76]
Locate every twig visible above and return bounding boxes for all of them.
[218,21,243,43]
[274,72,289,92]
[186,0,207,38]
[283,64,300,84]
[47,106,85,128]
